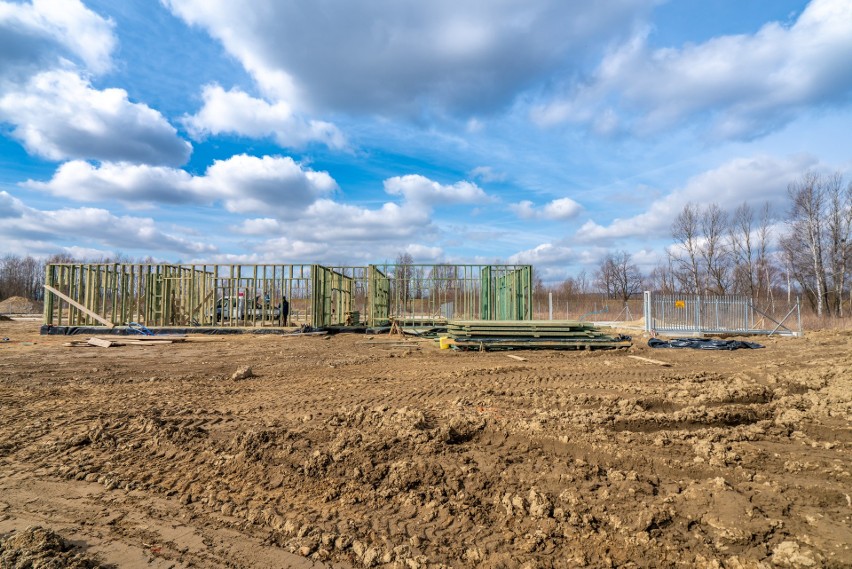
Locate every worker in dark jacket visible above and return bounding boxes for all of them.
[280,295,290,327]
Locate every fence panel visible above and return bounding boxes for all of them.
[644,292,801,336]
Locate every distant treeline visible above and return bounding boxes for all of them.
[0,253,147,302]
[3,172,850,319]
[530,170,852,319]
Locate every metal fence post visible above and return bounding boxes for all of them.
[643,291,652,333]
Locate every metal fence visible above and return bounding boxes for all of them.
[643,291,801,336]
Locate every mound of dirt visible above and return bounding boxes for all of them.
[0,526,106,568]
[0,296,39,314]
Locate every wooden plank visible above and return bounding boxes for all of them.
[44,284,115,328]
[505,354,527,361]
[87,337,117,348]
[627,355,672,367]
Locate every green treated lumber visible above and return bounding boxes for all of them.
[44,285,115,328]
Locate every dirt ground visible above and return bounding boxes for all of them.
[0,320,850,568]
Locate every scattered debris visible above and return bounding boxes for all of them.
[505,354,527,361]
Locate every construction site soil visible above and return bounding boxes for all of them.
[0,319,849,568]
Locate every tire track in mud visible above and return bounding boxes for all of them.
[1,326,850,567]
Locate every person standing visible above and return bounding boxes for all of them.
[280,295,290,326]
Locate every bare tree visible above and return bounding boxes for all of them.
[670,203,703,293]
[576,269,589,296]
[787,172,829,316]
[649,258,677,293]
[0,255,46,301]
[826,175,852,316]
[700,203,731,295]
[755,203,776,309]
[595,251,643,301]
[393,252,414,311]
[429,264,457,298]
[730,202,756,298]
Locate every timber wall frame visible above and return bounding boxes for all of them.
[43,262,532,329]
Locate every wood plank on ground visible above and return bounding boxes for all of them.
[627,355,672,367]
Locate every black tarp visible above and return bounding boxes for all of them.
[648,337,764,350]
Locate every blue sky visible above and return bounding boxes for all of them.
[1,0,851,281]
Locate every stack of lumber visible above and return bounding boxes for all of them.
[447,320,630,350]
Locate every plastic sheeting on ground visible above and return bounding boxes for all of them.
[648,337,764,350]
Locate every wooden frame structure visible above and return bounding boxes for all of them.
[43,262,532,330]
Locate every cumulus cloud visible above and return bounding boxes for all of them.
[508,243,575,265]
[0,70,191,165]
[534,0,852,140]
[27,158,487,250]
[201,154,338,214]
[0,190,215,256]
[200,236,444,266]
[24,160,195,203]
[235,200,432,243]
[510,197,582,220]
[0,0,115,82]
[0,2,193,166]
[182,84,345,149]
[26,154,337,216]
[383,174,490,206]
[164,0,653,116]
[575,154,817,241]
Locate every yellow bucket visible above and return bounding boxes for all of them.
[439,337,453,349]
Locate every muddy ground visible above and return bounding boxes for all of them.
[0,320,849,568]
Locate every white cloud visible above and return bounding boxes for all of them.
[164,0,653,116]
[403,243,443,261]
[24,160,195,203]
[575,154,817,241]
[0,70,191,165]
[0,2,192,167]
[199,237,444,266]
[233,217,281,236]
[510,197,582,220]
[469,166,506,183]
[383,174,490,206]
[27,160,481,252]
[508,243,575,265]
[201,154,338,214]
[26,154,337,216]
[0,0,115,82]
[182,84,345,149]
[0,190,215,256]
[535,0,852,140]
